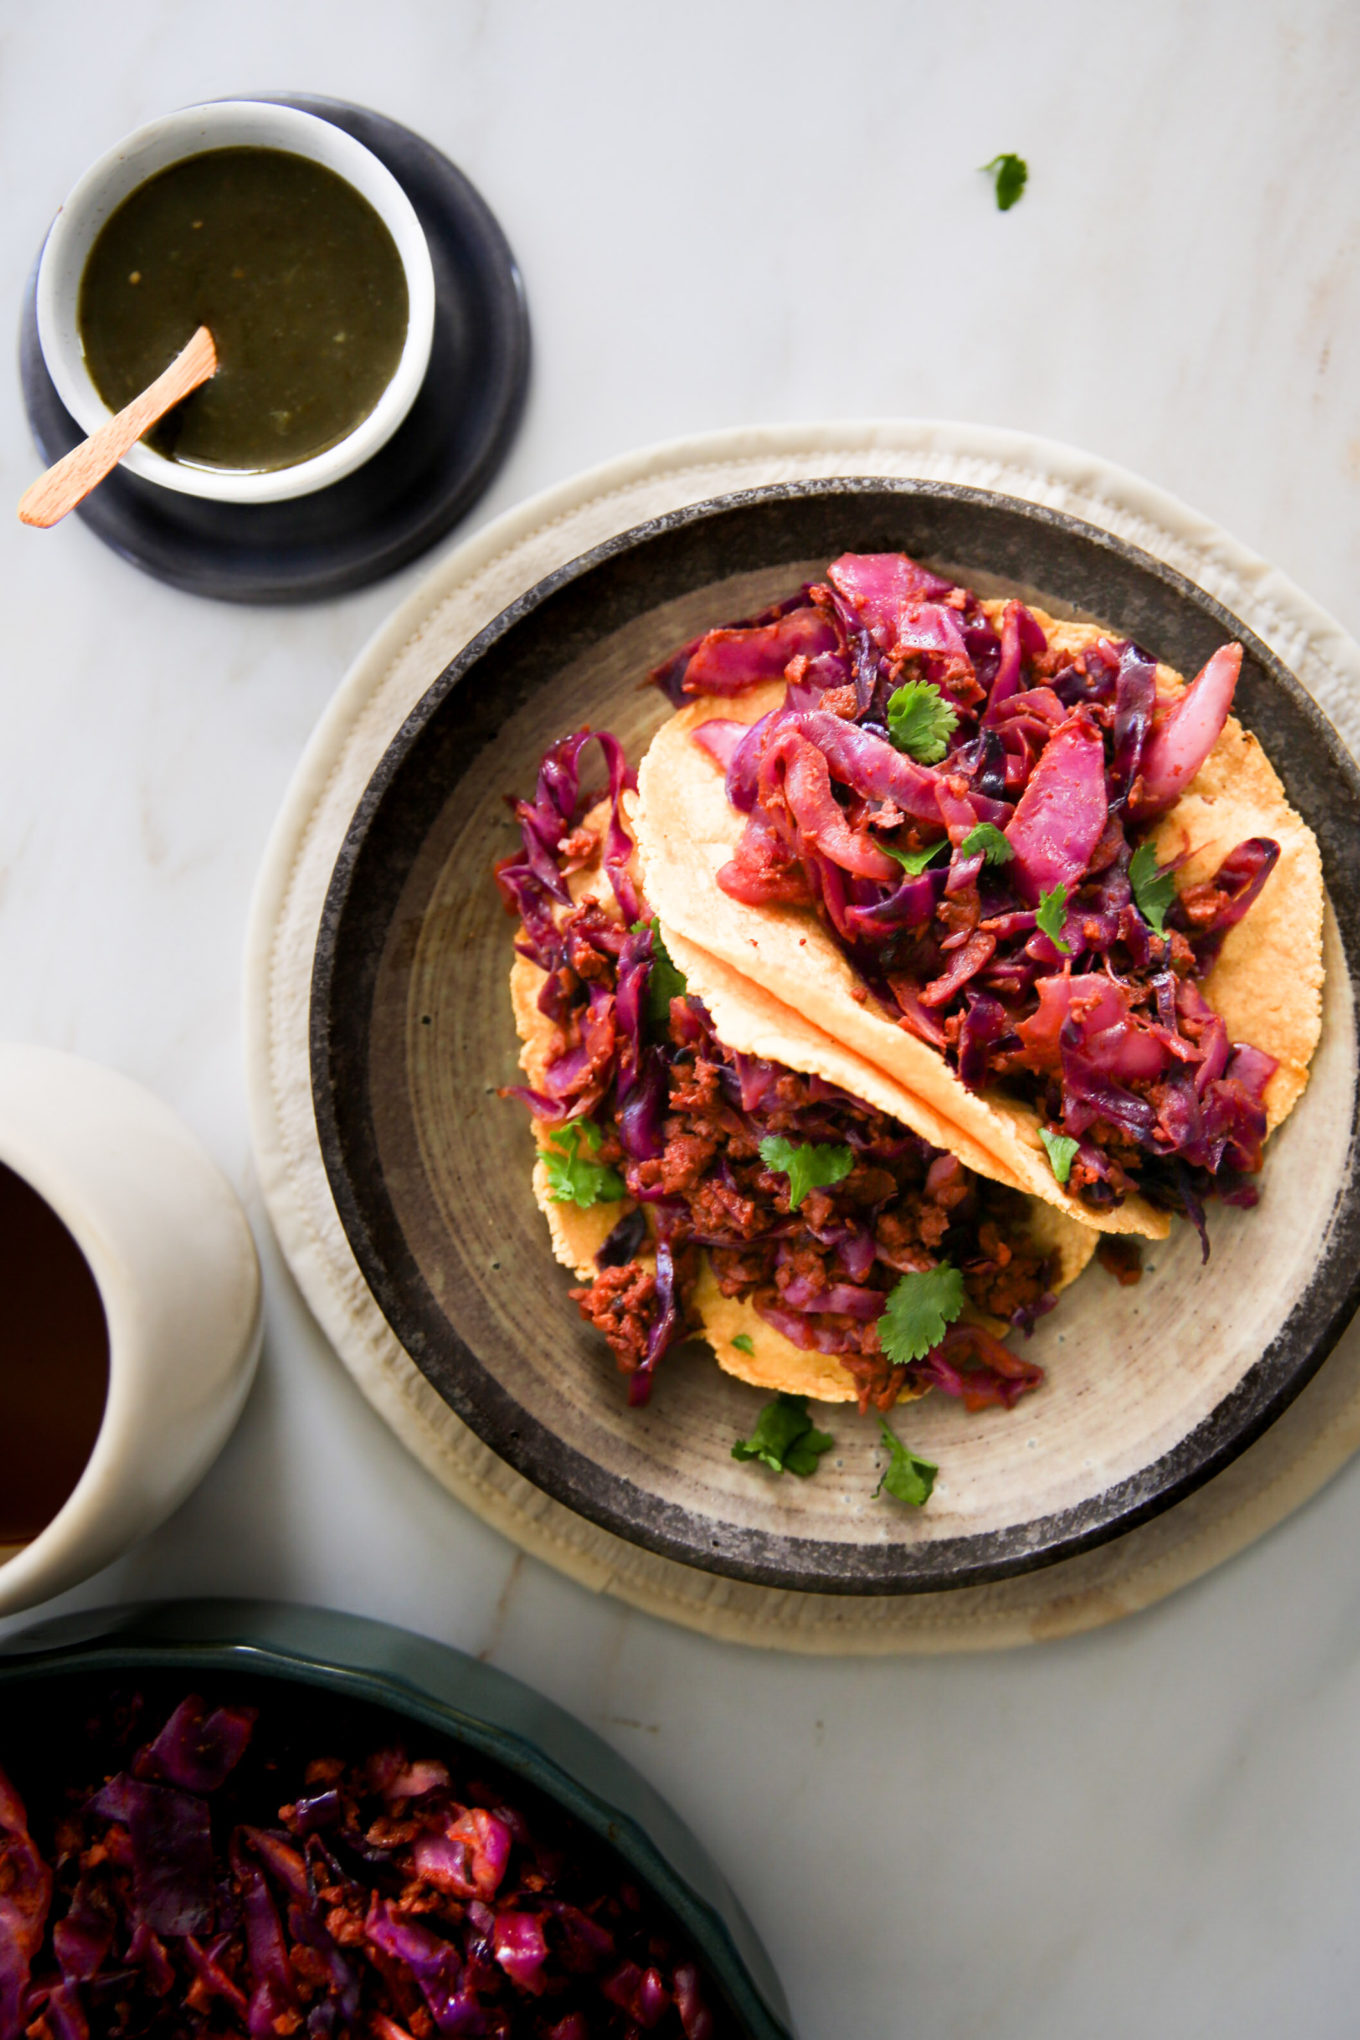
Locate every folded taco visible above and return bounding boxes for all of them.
[497,737,1093,1416]
[634,553,1324,1247]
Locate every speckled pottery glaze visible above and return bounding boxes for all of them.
[309,480,1360,1596]
[0,1598,794,2040]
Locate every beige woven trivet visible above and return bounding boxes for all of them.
[244,420,1360,1653]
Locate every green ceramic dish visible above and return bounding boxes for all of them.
[0,1597,794,2039]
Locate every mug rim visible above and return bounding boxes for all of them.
[34,98,436,504]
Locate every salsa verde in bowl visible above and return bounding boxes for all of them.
[36,100,435,504]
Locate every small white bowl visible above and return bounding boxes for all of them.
[36,100,436,504]
[0,1046,262,1616]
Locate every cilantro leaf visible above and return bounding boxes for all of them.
[959,821,1014,866]
[1128,840,1177,938]
[632,917,688,1029]
[981,152,1028,211]
[886,681,959,764]
[542,1120,626,1208]
[1034,881,1072,953]
[877,1264,967,1367]
[1039,1125,1080,1186]
[733,1393,834,1477]
[759,1135,855,1211]
[874,1415,938,1507]
[731,1332,755,1356]
[880,837,948,876]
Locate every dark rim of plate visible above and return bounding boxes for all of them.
[310,477,1360,1595]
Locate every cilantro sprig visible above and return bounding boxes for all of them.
[960,821,1014,866]
[731,1332,755,1356]
[886,680,959,765]
[874,1416,938,1508]
[542,1120,625,1209]
[632,917,688,1029]
[981,153,1028,211]
[1039,1126,1080,1187]
[759,1135,855,1211]
[1034,881,1072,953]
[877,1264,967,1367]
[1128,841,1177,938]
[732,1394,834,1477]
[880,837,948,877]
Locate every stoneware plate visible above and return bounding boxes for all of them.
[0,1597,794,2040]
[310,480,1360,1595]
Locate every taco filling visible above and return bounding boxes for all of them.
[640,552,1323,1237]
[497,730,1088,1414]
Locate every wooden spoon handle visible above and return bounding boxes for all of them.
[18,325,218,528]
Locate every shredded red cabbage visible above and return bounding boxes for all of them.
[1,1682,726,2040]
[498,775,1056,1416]
[661,552,1280,1236]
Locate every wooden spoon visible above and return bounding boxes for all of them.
[18,325,218,528]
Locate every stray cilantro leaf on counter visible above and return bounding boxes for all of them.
[886,680,959,765]
[1035,881,1072,952]
[874,1415,938,1507]
[960,821,1014,866]
[731,1333,756,1356]
[632,917,688,1029]
[542,1120,626,1209]
[877,1264,967,1367]
[733,1393,834,1477]
[759,1135,855,1211]
[1129,841,1177,938]
[881,838,948,876]
[981,152,1028,211]
[1039,1126,1080,1186]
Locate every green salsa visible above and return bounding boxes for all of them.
[78,146,409,473]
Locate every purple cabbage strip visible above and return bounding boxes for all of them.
[236,1850,295,2038]
[43,1984,88,2040]
[492,1911,549,1993]
[676,604,838,696]
[689,717,746,770]
[365,1900,481,2035]
[184,1934,250,2019]
[88,1776,215,1937]
[1003,713,1109,904]
[1109,644,1157,806]
[595,1205,648,1270]
[630,1238,683,1406]
[1132,642,1242,816]
[133,1694,257,1794]
[786,709,948,821]
[1188,838,1281,969]
[53,1880,113,1983]
[958,992,1009,1090]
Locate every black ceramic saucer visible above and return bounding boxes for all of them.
[19,96,529,604]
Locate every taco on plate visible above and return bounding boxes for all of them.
[634,553,1324,1248]
[497,739,1092,1415]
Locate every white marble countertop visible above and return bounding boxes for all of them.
[3,4,1360,2034]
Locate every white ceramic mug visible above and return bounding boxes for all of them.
[36,99,436,504]
[0,1046,262,1616]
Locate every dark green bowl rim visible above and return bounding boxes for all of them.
[0,1597,794,2039]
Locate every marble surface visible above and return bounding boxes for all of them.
[2,3,1359,2034]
